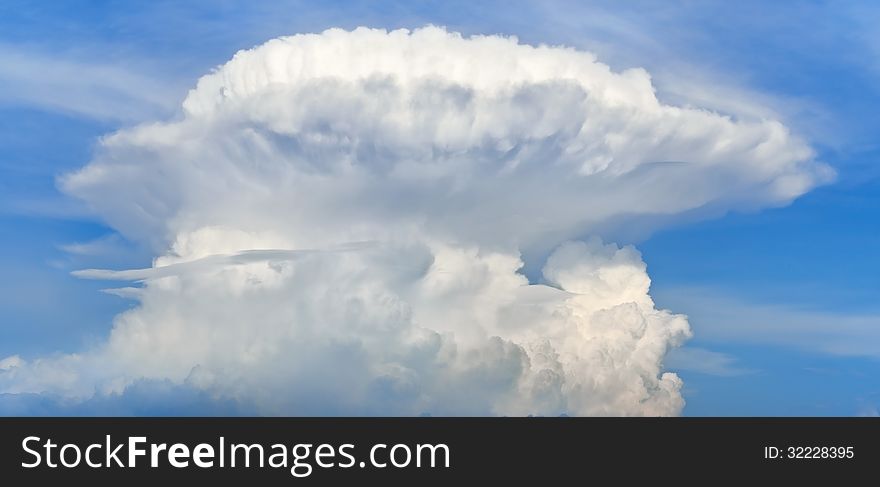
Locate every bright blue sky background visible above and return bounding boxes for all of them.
[1,0,878,415]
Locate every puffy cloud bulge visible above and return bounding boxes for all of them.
[2,27,830,415]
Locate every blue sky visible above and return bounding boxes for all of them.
[1,0,878,415]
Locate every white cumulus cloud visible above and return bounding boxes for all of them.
[1,27,831,416]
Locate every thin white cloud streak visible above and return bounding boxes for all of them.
[72,242,377,281]
[655,287,880,358]
[0,45,179,121]
[665,347,754,377]
[59,235,127,257]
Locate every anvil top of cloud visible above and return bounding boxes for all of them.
[63,26,829,252]
[1,27,831,416]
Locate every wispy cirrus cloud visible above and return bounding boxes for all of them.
[654,287,880,358]
[665,347,755,377]
[0,44,180,121]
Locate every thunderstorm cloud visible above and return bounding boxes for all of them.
[0,27,830,415]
